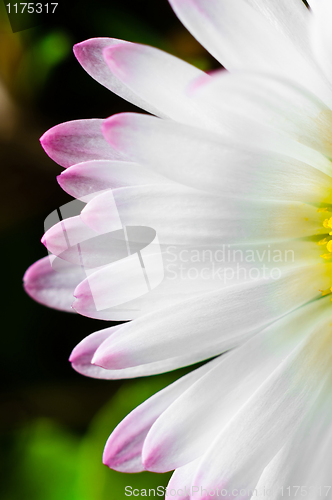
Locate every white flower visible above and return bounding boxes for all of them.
[24,0,332,498]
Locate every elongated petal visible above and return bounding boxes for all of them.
[70,328,218,379]
[168,0,331,100]
[101,113,332,201]
[72,237,321,321]
[189,314,332,497]
[166,461,202,500]
[40,119,125,168]
[192,72,332,163]
[57,160,172,202]
[81,183,331,246]
[42,215,142,270]
[72,257,223,321]
[103,43,206,123]
[310,0,332,86]
[307,1,318,10]
[255,390,332,498]
[245,0,310,53]
[141,296,331,471]
[91,264,330,371]
[103,359,218,472]
[23,256,84,312]
[103,107,331,175]
[73,38,161,116]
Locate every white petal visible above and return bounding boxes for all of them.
[41,216,136,270]
[81,182,331,246]
[70,327,124,379]
[72,237,321,321]
[142,296,332,471]
[72,256,224,321]
[42,215,97,261]
[23,256,84,312]
[189,312,332,496]
[103,359,217,472]
[70,327,221,379]
[168,0,330,99]
[103,42,206,122]
[256,381,332,497]
[74,245,163,315]
[192,72,332,163]
[90,264,330,371]
[310,0,332,86]
[103,106,332,176]
[74,38,161,116]
[40,119,124,168]
[307,1,318,10]
[167,461,202,500]
[246,0,310,53]
[57,160,172,202]
[101,112,332,200]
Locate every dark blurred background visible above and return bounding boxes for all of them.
[0,1,214,498]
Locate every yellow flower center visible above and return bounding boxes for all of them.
[319,211,332,297]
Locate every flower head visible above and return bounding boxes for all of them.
[24,0,332,498]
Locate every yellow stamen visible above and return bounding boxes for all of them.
[323,217,332,229]
[319,217,332,297]
[320,253,332,259]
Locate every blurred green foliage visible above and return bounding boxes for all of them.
[77,377,176,500]
[16,30,72,99]
[5,420,80,500]
[3,377,181,500]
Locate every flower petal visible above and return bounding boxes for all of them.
[168,0,330,99]
[42,213,131,260]
[57,160,172,202]
[166,461,201,500]
[72,257,222,321]
[40,119,125,168]
[244,0,310,53]
[90,264,330,372]
[189,312,332,497]
[72,236,322,321]
[81,183,330,246]
[256,391,332,498]
[103,106,331,175]
[103,358,218,472]
[73,38,162,116]
[103,42,206,122]
[310,0,332,87]
[307,1,318,9]
[141,296,331,471]
[23,256,84,312]
[101,112,332,201]
[70,327,217,379]
[193,72,332,163]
